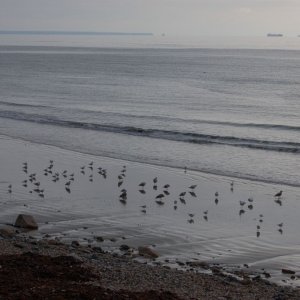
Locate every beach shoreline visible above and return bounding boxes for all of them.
[0,233,300,299]
[1,134,300,291]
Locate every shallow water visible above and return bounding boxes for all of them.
[0,45,300,186]
[0,136,299,286]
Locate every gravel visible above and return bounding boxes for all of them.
[0,235,300,299]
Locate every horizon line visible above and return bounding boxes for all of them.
[0,30,153,36]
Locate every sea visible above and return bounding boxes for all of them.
[0,34,300,187]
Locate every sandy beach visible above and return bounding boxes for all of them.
[1,134,300,298]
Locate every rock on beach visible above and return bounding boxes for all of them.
[0,226,16,238]
[138,246,159,258]
[14,214,38,230]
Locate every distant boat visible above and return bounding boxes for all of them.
[267,33,283,37]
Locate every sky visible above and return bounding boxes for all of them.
[1,0,300,37]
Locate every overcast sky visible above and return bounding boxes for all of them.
[1,0,300,36]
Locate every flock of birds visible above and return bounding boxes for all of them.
[3,160,285,237]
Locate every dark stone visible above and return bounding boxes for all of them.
[186,261,210,269]
[71,240,80,247]
[95,236,104,242]
[0,227,16,238]
[138,246,159,258]
[14,214,38,230]
[92,246,104,253]
[282,269,295,275]
[119,244,130,251]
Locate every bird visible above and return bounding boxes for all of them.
[239,209,245,216]
[119,194,127,201]
[163,184,170,189]
[215,192,219,197]
[139,182,146,187]
[155,200,164,205]
[274,191,283,198]
[179,198,186,204]
[277,222,283,228]
[153,177,158,184]
[120,190,127,197]
[187,219,194,224]
[248,197,254,203]
[189,185,197,189]
[188,213,194,218]
[156,193,164,199]
[189,191,196,197]
[179,192,186,197]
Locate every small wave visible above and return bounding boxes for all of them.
[90,111,300,132]
[2,100,299,132]
[0,100,48,109]
[0,110,299,153]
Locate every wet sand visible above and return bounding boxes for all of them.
[0,134,300,289]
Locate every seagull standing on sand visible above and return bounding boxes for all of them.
[274,191,283,198]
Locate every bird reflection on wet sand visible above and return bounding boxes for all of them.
[2,159,290,246]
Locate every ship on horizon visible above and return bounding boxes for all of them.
[267,33,283,37]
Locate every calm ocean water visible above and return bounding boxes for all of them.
[0,35,300,186]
